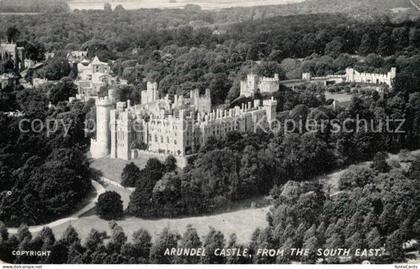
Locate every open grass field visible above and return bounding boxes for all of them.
[91,156,150,182]
[324,92,353,103]
[50,206,270,244]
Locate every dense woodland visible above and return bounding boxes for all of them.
[0,156,419,264]
[2,2,420,104]
[0,85,96,226]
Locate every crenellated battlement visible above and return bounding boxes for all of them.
[240,73,280,97]
[96,96,114,106]
[91,79,278,161]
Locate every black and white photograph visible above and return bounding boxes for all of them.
[0,0,419,267]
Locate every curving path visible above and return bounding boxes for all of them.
[5,150,420,242]
[8,180,105,234]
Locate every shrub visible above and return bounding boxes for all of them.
[96,191,123,220]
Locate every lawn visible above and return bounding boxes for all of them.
[324,92,353,103]
[49,206,269,244]
[90,156,150,183]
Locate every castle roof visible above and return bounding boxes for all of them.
[91,56,107,65]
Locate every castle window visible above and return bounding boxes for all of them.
[174,140,177,145]
[155,135,158,142]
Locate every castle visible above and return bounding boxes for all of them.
[240,73,280,97]
[90,82,277,163]
[0,42,25,71]
[302,67,397,88]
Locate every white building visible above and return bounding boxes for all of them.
[75,56,119,97]
[302,67,397,88]
[240,73,280,97]
[90,82,277,164]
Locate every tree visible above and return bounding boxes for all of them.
[114,4,125,12]
[225,233,250,264]
[365,53,384,68]
[104,2,112,12]
[6,26,19,43]
[0,221,8,243]
[121,162,140,187]
[150,228,179,264]
[392,27,409,51]
[41,56,71,80]
[85,229,106,252]
[39,227,56,246]
[115,85,141,105]
[16,224,31,242]
[325,37,343,58]
[49,77,77,104]
[96,191,123,220]
[407,160,420,181]
[255,61,284,79]
[132,229,152,260]
[24,42,46,62]
[366,228,382,249]
[202,227,225,264]
[110,223,127,249]
[175,225,202,264]
[127,158,165,217]
[61,225,80,245]
[385,230,405,262]
[302,236,319,264]
[371,152,390,173]
[45,241,68,264]
[164,155,177,172]
[377,33,394,56]
[338,166,375,190]
[359,33,376,56]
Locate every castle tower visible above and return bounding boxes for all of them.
[388,67,397,84]
[390,67,397,78]
[191,88,200,108]
[240,73,258,97]
[346,68,355,82]
[108,88,116,103]
[116,111,132,160]
[16,47,25,71]
[264,97,278,129]
[149,81,158,102]
[90,97,113,158]
[302,72,312,81]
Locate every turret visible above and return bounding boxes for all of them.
[90,97,113,158]
[389,67,397,80]
[263,97,278,127]
[302,72,312,81]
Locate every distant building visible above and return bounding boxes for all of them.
[302,67,397,89]
[345,67,396,88]
[0,42,25,71]
[0,73,17,89]
[240,73,280,97]
[67,50,88,64]
[90,82,278,165]
[76,56,118,97]
[45,52,55,60]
